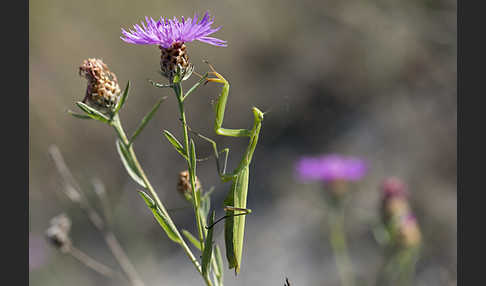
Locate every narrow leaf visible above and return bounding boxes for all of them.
[116,140,146,188]
[129,97,167,144]
[114,81,130,115]
[182,230,202,251]
[199,187,213,221]
[76,102,110,123]
[190,139,197,175]
[202,211,215,277]
[182,72,208,101]
[214,244,224,280]
[163,130,187,160]
[138,191,181,244]
[67,110,92,120]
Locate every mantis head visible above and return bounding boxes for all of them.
[252,107,264,122]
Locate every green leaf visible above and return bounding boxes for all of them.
[182,230,202,251]
[163,130,187,160]
[199,187,213,221]
[129,96,167,145]
[194,188,202,215]
[116,140,146,188]
[214,244,224,281]
[202,211,215,277]
[76,102,110,123]
[67,109,92,120]
[113,81,130,115]
[138,191,181,244]
[182,72,208,101]
[190,139,197,174]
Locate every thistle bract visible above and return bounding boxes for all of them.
[121,12,226,80]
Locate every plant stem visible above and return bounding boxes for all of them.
[49,145,144,286]
[68,245,127,283]
[111,115,213,286]
[174,82,205,248]
[328,206,355,286]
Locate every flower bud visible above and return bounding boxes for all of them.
[79,58,121,112]
[45,213,72,253]
[380,178,422,249]
[159,42,194,81]
[177,170,201,201]
[381,177,410,224]
[396,214,422,248]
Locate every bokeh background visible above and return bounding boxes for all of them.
[29,0,456,285]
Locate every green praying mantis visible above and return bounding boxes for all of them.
[199,63,264,275]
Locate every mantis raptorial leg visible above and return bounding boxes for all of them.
[200,62,264,274]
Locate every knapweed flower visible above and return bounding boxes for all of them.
[296,154,367,183]
[79,58,121,112]
[121,12,226,80]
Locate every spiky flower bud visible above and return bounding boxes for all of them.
[79,58,121,112]
[177,170,201,201]
[45,213,72,253]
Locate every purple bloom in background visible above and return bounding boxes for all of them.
[296,154,367,182]
[29,233,48,271]
[121,11,227,48]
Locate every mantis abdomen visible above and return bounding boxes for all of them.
[223,166,249,273]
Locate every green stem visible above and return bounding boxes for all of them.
[110,114,213,286]
[328,206,355,286]
[173,82,205,249]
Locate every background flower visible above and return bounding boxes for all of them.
[296,154,367,182]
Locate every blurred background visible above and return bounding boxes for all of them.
[29,0,456,285]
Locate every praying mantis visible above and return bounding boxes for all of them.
[199,63,264,275]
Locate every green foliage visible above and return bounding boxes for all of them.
[115,140,146,188]
[113,81,130,115]
[129,96,167,145]
[76,101,110,123]
[138,191,181,244]
[202,212,215,277]
[163,130,187,160]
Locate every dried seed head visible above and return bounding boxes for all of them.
[160,42,193,81]
[79,58,121,112]
[45,213,72,253]
[177,170,201,201]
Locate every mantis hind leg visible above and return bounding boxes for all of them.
[195,131,230,178]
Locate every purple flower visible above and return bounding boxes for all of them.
[296,154,367,182]
[29,233,48,271]
[121,11,227,48]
